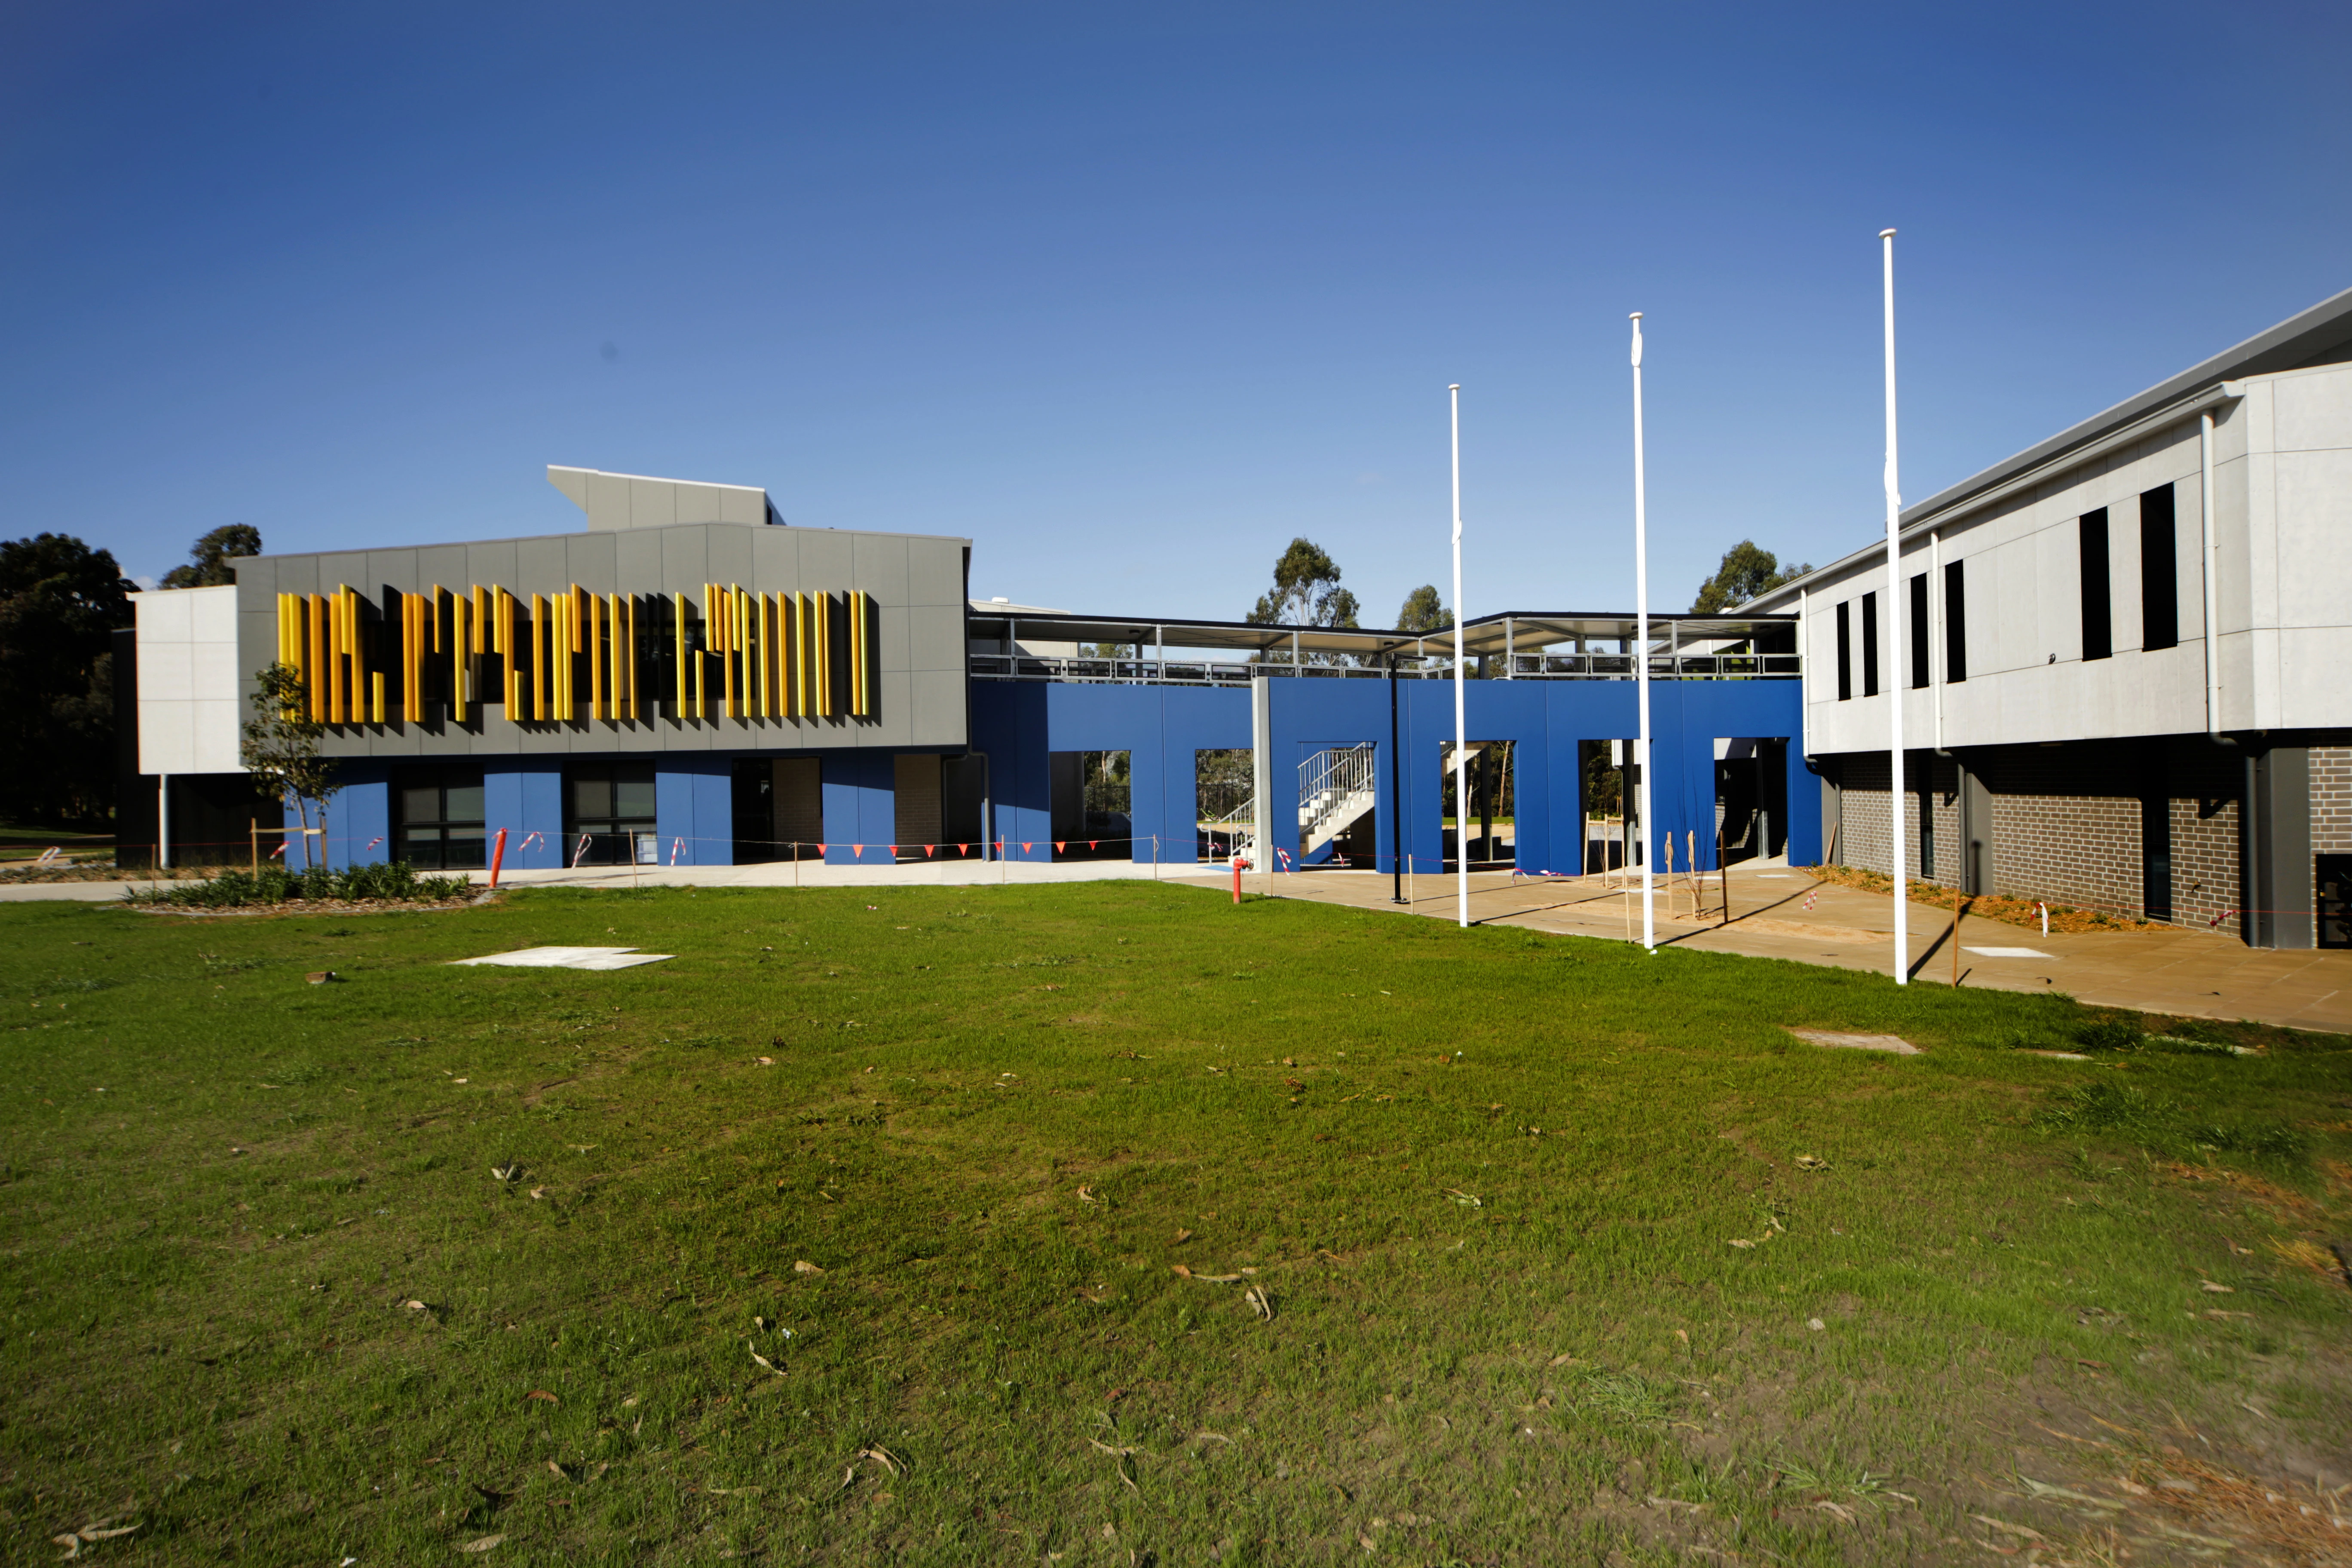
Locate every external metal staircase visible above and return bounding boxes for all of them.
[1299,744,1378,860]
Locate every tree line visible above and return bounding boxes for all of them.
[0,526,259,828]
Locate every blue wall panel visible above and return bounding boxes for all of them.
[820,751,897,865]
[313,764,389,870]
[484,766,565,870]
[657,756,735,867]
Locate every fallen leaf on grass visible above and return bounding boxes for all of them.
[748,1344,784,1376]
[490,1161,522,1183]
[525,1390,559,1404]
[1728,1238,1756,1250]
[458,1536,506,1554]
[2198,1280,2234,1293]
[404,1299,429,1311]
[1172,1228,1193,1243]
[528,1187,545,1201]
[1075,1186,1099,1206]
[793,1260,824,1275]
[1972,1516,2044,1541]
[546,1461,570,1480]
[859,1445,904,1475]
[1795,1154,1830,1171]
[1243,1284,1274,1321]
[1172,1265,1245,1283]
[1444,1189,1482,1208]
[1816,1501,1856,1523]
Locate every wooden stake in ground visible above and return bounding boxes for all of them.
[1660,833,1675,918]
[1951,894,1962,986]
[1718,824,1729,926]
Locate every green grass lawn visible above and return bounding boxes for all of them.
[5,883,2349,1565]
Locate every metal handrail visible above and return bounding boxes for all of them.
[969,652,1798,684]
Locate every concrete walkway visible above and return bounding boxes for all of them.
[1170,862,2352,1035]
[0,856,1186,903]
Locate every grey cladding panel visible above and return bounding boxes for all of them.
[908,540,967,606]
[852,533,912,606]
[466,542,522,589]
[719,487,766,525]
[514,537,569,588]
[907,605,965,671]
[796,529,854,586]
[674,484,723,523]
[660,529,709,594]
[614,530,662,586]
[629,478,678,530]
[564,534,619,594]
[588,472,632,531]
[414,545,470,588]
[750,527,802,589]
[705,524,753,585]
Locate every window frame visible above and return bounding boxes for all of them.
[2140,484,2179,652]
[2080,508,2113,661]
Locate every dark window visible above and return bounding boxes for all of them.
[1860,591,1880,696]
[394,766,487,869]
[2080,508,2112,661]
[1908,573,1930,689]
[565,763,657,866]
[2140,484,2178,651]
[1835,601,1852,701]
[1944,559,1967,683]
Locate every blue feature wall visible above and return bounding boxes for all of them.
[969,676,1813,872]
[302,677,1815,877]
[820,751,898,865]
[971,682,1253,864]
[657,757,735,867]
[1261,676,1813,875]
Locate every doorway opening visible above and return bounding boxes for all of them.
[1578,739,1638,874]
[1195,748,1252,861]
[1439,739,1515,870]
[1299,744,1377,868]
[732,758,821,862]
[1049,750,1132,860]
[1714,738,1788,867]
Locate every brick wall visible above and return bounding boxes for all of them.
[1825,737,2243,928]
[1827,752,1960,887]
[2312,745,2352,854]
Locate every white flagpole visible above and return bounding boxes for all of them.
[1451,383,1470,929]
[1881,228,1908,985]
[1630,313,1655,953]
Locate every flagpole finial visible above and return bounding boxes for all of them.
[1628,310,1642,320]
[1449,383,1460,391]
[1879,227,1897,239]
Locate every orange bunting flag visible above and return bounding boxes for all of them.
[888,845,898,858]
[924,844,935,857]
[1054,841,1065,853]
[852,845,864,858]
[816,844,827,855]
[1021,842,1032,854]
[959,843,971,855]
[1089,840,1099,850]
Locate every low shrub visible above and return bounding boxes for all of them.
[128,862,472,909]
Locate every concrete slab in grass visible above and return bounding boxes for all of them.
[1787,1028,1921,1056]
[451,946,673,971]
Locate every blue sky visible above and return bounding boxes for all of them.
[4,2,2347,621]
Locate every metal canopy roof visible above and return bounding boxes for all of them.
[965,607,1793,658]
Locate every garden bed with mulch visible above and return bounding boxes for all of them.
[1807,862,2168,933]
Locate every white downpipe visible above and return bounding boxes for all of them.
[1881,228,1908,986]
[157,773,171,870]
[2201,408,2221,736]
[1630,313,1654,953]
[1450,383,1469,929]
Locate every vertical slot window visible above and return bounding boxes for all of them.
[1944,559,1967,683]
[2141,484,2178,651]
[1860,591,1880,696]
[2080,508,2112,661]
[1835,601,1852,701]
[393,766,487,870]
[1908,572,1930,689]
